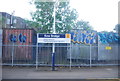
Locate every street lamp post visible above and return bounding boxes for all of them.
[52,0,59,71]
[10,11,15,28]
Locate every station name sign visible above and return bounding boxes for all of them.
[37,34,71,43]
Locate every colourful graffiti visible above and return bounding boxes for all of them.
[70,30,97,44]
[9,33,27,43]
[18,33,27,43]
[98,32,119,44]
[69,30,119,44]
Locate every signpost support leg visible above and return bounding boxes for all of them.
[52,43,55,71]
[52,53,55,71]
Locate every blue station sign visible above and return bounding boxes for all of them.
[37,34,71,43]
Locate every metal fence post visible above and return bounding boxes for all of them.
[70,43,72,70]
[36,43,38,69]
[90,44,92,67]
[12,43,14,67]
[36,34,39,69]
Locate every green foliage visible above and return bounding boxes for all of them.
[29,1,94,33]
[114,24,120,33]
[0,16,6,27]
[31,1,78,33]
[75,20,93,31]
[24,19,40,28]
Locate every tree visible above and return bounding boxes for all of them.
[0,16,6,28]
[30,1,78,33]
[75,20,93,31]
[114,24,120,33]
[24,19,41,30]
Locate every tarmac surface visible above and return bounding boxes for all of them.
[2,66,119,79]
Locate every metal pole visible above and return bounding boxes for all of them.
[12,43,14,67]
[69,43,72,71]
[53,1,56,34]
[36,34,38,69]
[10,11,15,28]
[52,43,55,71]
[10,13,13,28]
[52,0,58,71]
[90,44,92,68]
[97,35,100,66]
[11,11,15,67]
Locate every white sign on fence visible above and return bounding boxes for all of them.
[37,34,71,43]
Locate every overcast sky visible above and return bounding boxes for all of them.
[0,0,119,32]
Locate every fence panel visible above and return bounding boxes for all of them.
[38,44,52,66]
[2,45,36,66]
[36,44,71,71]
[67,44,91,66]
[97,44,118,66]
[2,44,118,70]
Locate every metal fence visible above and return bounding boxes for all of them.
[1,43,119,70]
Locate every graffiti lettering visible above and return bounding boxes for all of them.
[9,33,26,43]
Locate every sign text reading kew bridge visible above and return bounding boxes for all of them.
[37,34,71,43]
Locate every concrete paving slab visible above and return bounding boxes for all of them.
[2,66,119,79]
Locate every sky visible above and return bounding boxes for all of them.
[0,0,119,32]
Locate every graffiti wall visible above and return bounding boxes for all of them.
[2,28,37,61]
[98,32,119,44]
[69,30,97,44]
[69,30,119,44]
[68,30,119,60]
